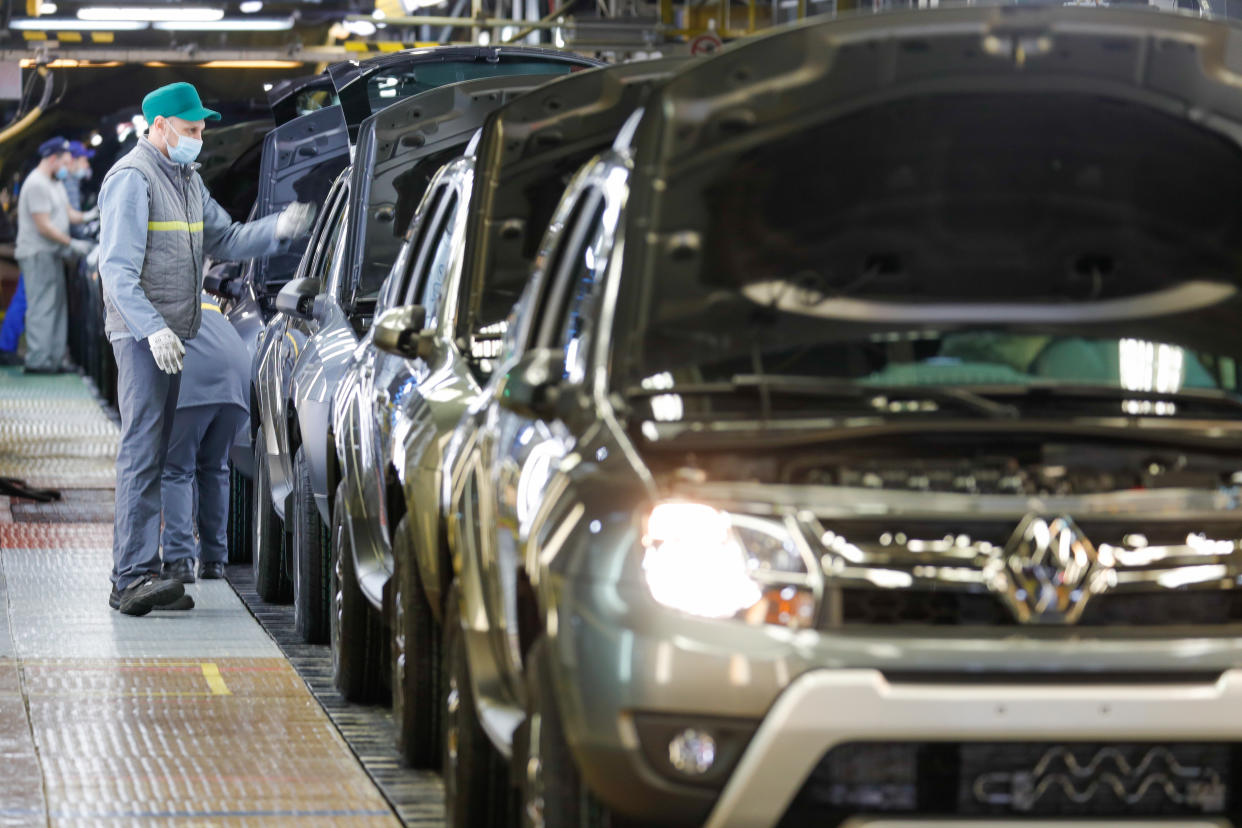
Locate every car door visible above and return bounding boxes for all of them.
[260,174,351,517]
[253,105,350,304]
[476,176,621,704]
[350,169,466,604]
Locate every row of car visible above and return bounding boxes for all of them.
[207,5,1242,826]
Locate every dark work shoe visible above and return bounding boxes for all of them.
[160,594,195,611]
[109,584,120,610]
[117,574,185,617]
[0,351,20,366]
[162,558,196,584]
[200,561,226,580]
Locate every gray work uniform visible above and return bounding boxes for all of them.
[99,137,281,591]
[160,298,249,566]
[15,168,71,371]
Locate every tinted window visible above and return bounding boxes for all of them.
[391,185,448,308]
[318,201,350,294]
[547,199,608,383]
[411,193,459,325]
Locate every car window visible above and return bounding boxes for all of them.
[541,190,610,384]
[303,183,347,290]
[321,201,351,297]
[409,192,459,326]
[388,184,448,310]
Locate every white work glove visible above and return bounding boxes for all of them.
[148,327,186,375]
[65,238,94,259]
[81,206,99,222]
[275,202,316,240]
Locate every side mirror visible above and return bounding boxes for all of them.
[374,305,431,360]
[497,347,566,420]
[274,277,321,320]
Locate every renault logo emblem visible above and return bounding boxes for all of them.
[1000,514,1105,624]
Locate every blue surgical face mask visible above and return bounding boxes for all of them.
[54,167,69,181]
[166,124,202,165]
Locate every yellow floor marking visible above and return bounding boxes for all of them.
[201,663,232,696]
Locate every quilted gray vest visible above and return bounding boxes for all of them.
[102,138,205,340]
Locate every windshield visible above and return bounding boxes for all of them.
[620,92,1242,420]
[366,58,581,115]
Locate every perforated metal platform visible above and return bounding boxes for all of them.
[0,368,403,826]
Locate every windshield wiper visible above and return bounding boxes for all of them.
[977,383,1242,414]
[625,374,1020,419]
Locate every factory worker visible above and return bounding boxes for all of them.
[98,82,315,616]
[15,136,94,374]
[159,293,250,585]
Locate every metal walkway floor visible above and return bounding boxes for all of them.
[0,366,400,825]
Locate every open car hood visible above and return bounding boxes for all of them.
[621,6,1242,332]
[341,73,565,313]
[266,73,338,127]
[459,56,688,340]
[327,45,603,134]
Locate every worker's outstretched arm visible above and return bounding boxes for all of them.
[98,169,166,340]
[199,180,284,262]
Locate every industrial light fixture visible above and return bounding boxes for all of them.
[199,59,304,68]
[9,16,148,28]
[238,0,263,10]
[343,18,376,35]
[371,8,386,18]
[78,6,224,20]
[152,17,292,29]
[89,133,103,146]
[38,2,57,13]
[399,0,446,10]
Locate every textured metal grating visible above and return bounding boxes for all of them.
[0,368,407,826]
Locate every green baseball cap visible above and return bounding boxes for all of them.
[141,82,221,124]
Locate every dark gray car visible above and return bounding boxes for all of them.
[330,59,671,774]
[252,68,581,644]
[449,7,1242,826]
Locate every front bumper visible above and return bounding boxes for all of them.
[556,580,1242,826]
[706,668,1242,827]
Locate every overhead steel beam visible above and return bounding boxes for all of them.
[1,44,350,63]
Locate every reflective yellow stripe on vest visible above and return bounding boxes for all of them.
[148,220,204,232]
[201,302,222,314]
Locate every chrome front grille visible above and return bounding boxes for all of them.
[804,513,1242,628]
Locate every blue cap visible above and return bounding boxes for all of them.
[67,140,95,159]
[37,136,71,158]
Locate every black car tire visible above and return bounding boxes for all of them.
[443,584,508,828]
[392,514,441,767]
[227,461,252,564]
[522,639,626,828]
[293,445,330,644]
[330,481,388,703]
[252,438,292,603]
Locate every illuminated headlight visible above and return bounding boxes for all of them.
[641,503,815,627]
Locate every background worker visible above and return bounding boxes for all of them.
[99,81,315,616]
[159,293,249,584]
[64,140,96,217]
[15,137,95,374]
